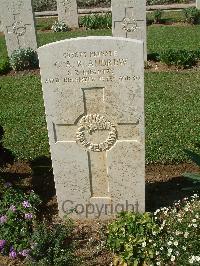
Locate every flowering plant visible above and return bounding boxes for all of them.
[0,181,41,259]
[107,194,200,266]
[51,21,69,32]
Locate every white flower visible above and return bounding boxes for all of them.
[174,241,178,246]
[156,251,160,255]
[175,230,180,235]
[160,247,163,250]
[156,262,161,266]
[184,232,189,238]
[171,255,175,262]
[193,224,197,228]
[195,214,199,219]
[142,242,146,248]
[167,241,172,246]
[168,248,172,254]
[192,219,196,223]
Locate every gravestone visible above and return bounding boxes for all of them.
[1,0,37,56]
[38,36,145,219]
[112,0,147,60]
[57,0,79,28]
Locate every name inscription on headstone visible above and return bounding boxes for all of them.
[44,49,141,84]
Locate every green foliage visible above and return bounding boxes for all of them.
[51,21,70,32]
[160,49,199,68]
[10,48,39,71]
[184,7,200,25]
[107,212,161,266]
[33,0,57,12]
[0,58,11,75]
[0,181,41,257]
[182,147,200,191]
[29,222,76,265]
[153,9,163,24]
[80,13,112,30]
[107,195,200,266]
[147,0,191,4]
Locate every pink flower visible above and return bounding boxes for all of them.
[9,205,16,212]
[19,249,30,257]
[25,213,33,220]
[0,240,6,251]
[0,215,7,224]
[22,201,31,208]
[9,247,17,259]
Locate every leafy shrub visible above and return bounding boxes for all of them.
[10,48,39,71]
[33,0,57,12]
[80,13,111,29]
[51,21,69,32]
[184,7,200,24]
[107,195,200,266]
[0,181,41,258]
[160,49,199,68]
[29,222,76,265]
[0,58,11,75]
[107,212,161,266]
[147,0,191,5]
[153,10,163,24]
[182,146,200,191]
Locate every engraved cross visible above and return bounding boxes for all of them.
[54,87,138,199]
[6,13,31,46]
[114,7,144,38]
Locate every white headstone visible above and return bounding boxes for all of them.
[57,0,79,28]
[38,36,145,219]
[112,0,147,60]
[0,0,37,56]
[197,0,200,9]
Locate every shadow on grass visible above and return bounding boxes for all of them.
[0,125,15,168]
[146,176,196,212]
[29,156,58,220]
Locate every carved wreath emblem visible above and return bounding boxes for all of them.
[122,17,138,32]
[76,114,117,152]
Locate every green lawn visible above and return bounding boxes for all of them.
[1,25,200,59]
[0,72,199,164]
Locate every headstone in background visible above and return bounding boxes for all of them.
[197,0,200,9]
[38,36,145,219]
[1,0,37,57]
[57,0,79,28]
[112,0,147,60]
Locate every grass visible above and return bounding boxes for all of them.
[1,25,200,58]
[147,10,186,23]
[147,25,200,54]
[0,72,199,163]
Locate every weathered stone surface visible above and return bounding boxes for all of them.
[38,36,145,219]
[197,0,200,9]
[0,0,37,56]
[57,0,79,28]
[112,0,147,60]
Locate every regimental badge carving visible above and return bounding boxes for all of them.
[12,21,26,36]
[76,114,117,152]
[122,17,139,32]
